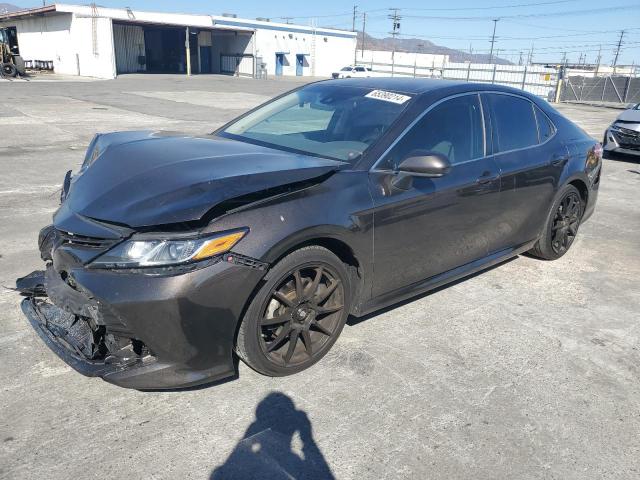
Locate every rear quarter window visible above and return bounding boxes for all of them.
[487,94,539,152]
[534,105,555,143]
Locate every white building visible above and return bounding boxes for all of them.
[0,4,357,79]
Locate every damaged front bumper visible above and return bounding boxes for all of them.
[17,251,267,390]
[21,294,144,378]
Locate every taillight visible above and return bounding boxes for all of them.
[586,143,602,183]
[592,142,603,161]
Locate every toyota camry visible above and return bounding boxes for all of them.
[16,78,602,389]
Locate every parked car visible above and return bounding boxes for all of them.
[603,102,640,156]
[16,78,602,390]
[331,65,372,79]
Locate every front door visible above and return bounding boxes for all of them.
[296,54,304,76]
[275,53,284,76]
[369,93,503,297]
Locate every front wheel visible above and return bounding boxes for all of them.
[236,246,351,376]
[529,184,584,260]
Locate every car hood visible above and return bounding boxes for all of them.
[58,131,344,229]
[616,108,640,123]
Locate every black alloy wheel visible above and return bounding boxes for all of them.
[529,184,584,260]
[236,246,351,376]
[259,264,344,367]
[550,191,581,255]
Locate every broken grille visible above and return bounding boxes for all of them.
[56,230,120,249]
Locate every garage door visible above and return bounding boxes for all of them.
[113,23,146,74]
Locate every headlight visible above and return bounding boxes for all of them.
[90,229,247,268]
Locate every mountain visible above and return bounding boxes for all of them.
[356,32,512,65]
[0,3,21,14]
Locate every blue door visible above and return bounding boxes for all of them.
[275,54,284,76]
[199,46,211,73]
[296,54,304,76]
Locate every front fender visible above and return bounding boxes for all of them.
[209,171,375,309]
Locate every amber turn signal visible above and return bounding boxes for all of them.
[192,231,247,260]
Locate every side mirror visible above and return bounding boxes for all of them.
[397,151,451,177]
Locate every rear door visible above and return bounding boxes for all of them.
[368,93,503,297]
[482,93,566,252]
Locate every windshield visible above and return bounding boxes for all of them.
[340,67,352,71]
[219,84,412,163]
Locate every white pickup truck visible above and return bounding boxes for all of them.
[331,65,373,79]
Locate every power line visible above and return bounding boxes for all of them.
[385,0,580,12]
[386,4,639,21]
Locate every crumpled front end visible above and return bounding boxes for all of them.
[17,224,267,390]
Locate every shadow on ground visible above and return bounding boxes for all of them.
[210,392,334,480]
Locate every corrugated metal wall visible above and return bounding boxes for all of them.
[113,23,146,74]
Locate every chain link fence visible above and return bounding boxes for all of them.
[560,75,640,105]
[367,61,558,99]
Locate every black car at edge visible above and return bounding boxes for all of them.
[16,78,602,389]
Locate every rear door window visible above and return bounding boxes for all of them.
[487,94,539,152]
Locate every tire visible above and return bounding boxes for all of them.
[529,184,584,260]
[1,63,17,78]
[236,246,351,376]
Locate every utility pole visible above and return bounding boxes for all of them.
[528,43,534,65]
[612,29,625,74]
[595,44,602,75]
[388,8,401,76]
[352,5,358,32]
[488,18,499,64]
[352,5,358,65]
[360,12,366,59]
[518,51,523,66]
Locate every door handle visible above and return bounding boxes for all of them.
[476,174,499,185]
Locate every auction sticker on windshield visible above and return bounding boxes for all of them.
[365,90,412,104]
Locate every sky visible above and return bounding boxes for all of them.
[13,0,640,64]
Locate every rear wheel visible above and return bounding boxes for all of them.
[1,63,17,77]
[236,246,350,376]
[529,184,584,260]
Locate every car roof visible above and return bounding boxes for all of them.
[320,77,534,98]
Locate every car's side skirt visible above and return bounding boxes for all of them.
[358,239,538,317]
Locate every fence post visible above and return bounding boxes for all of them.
[491,64,497,84]
[623,76,631,103]
[466,62,471,82]
[520,65,528,91]
[391,51,395,77]
[554,68,563,103]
